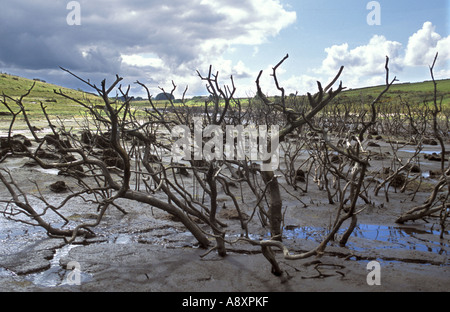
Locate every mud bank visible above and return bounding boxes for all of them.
[0,202,448,292]
[0,237,448,292]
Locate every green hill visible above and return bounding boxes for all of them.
[1,72,449,121]
[339,79,450,109]
[0,73,188,120]
[0,73,103,119]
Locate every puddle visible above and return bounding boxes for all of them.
[348,224,449,254]
[399,150,439,155]
[25,244,93,287]
[227,224,449,257]
[283,225,327,241]
[282,224,449,255]
[34,168,61,175]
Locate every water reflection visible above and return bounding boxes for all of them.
[282,224,449,255]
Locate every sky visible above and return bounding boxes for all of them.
[0,0,449,98]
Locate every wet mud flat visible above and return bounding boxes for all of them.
[0,221,448,292]
[0,135,449,291]
[0,186,448,292]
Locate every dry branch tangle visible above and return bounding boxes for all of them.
[0,54,448,276]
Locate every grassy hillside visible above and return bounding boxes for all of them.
[338,79,450,108]
[1,72,449,121]
[0,73,103,119]
[0,73,197,120]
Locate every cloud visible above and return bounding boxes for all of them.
[0,0,296,96]
[403,21,450,67]
[314,21,450,89]
[121,54,165,69]
[316,35,403,88]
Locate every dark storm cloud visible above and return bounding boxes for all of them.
[1,0,219,72]
[0,0,296,95]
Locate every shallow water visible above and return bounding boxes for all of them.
[398,149,440,155]
[26,244,93,287]
[283,223,449,255]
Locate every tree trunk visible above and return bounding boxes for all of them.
[262,169,283,240]
[206,164,227,256]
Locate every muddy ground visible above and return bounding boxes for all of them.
[0,130,448,292]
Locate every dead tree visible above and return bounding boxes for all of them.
[0,69,212,247]
[255,54,345,241]
[242,56,397,275]
[396,53,450,237]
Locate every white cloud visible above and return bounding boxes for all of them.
[281,74,318,95]
[311,22,450,90]
[316,35,403,88]
[232,60,253,79]
[434,66,450,80]
[121,54,165,69]
[403,21,450,67]
[200,0,296,45]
